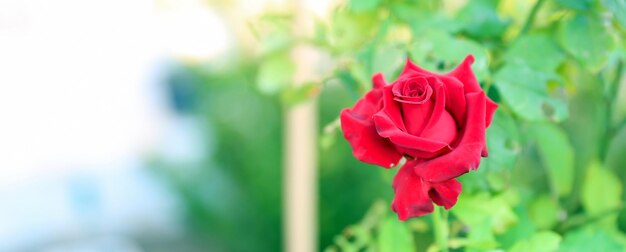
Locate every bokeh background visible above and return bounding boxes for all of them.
[1,0,626,251]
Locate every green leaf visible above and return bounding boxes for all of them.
[453,193,518,230]
[392,5,461,36]
[558,14,615,73]
[257,53,294,94]
[606,125,626,181]
[498,0,537,27]
[528,195,560,229]
[497,208,537,249]
[556,0,593,10]
[336,68,362,100]
[432,37,489,79]
[558,227,624,252]
[334,225,371,251]
[350,58,373,92]
[457,172,490,194]
[452,192,517,249]
[328,11,380,52]
[581,162,622,228]
[494,64,568,121]
[347,0,382,12]
[467,110,520,191]
[509,231,561,252]
[504,34,565,72]
[249,14,294,55]
[281,82,321,106]
[320,117,340,150]
[480,110,520,172]
[464,225,499,250]
[378,216,414,252]
[372,42,406,81]
[455,0,511,39]
[527,123,575,197]
[411,31,489,80]
[603,0,626,28]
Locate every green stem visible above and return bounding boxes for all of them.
[520,0,546,35]
[432,207,449,252]
[609,60,624,102]
[602,59,624,161]
[556,205,623,233]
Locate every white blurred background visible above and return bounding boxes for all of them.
[0,0,229,250]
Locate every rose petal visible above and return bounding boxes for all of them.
[420,81,445,131]
[372,72,387,89]
[429,179,462,209]
[393,77,433,104]
[400,85,435,135]
[414,92,487,182]
[437,75,467,126]
[374,86,452,158]
[482,98,499,157]
[444,54,498,127]
[444,54,498,157]
[401,57,439,76]
[391,162,434,220]
[420,109,458,146]
[374,111,452,158]
[485,97,498,128]
[340,87,402,168]
[378,85,407,132]
[416,82,459,145]
[446,54,482,94]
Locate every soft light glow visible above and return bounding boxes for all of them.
[0,0,231,186]
[156,0,231,60]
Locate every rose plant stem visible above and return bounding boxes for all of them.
[432,206,449,252]
[520,0,546,35]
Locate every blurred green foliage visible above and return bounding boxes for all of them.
[154,0,626,251]
[151,62,284,251]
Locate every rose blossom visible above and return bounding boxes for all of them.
[340,55,497,220]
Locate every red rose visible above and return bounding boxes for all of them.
[340,55,497,220]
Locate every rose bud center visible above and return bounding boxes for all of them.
[392,76,458,145]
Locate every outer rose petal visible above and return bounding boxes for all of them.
[372,73,386,89]
[391,162,434,220]
[401,57,436,76]
[377,85,407,131]
[391,161,463,220]
[446,55,481,94]
[414,92,487,182]
[482,98,499,157]
[444,54,498,157]
[340,76,402,168]
[429,179,462,209]
[485,97,498,128]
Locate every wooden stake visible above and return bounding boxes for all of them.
[284,1,317,251]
